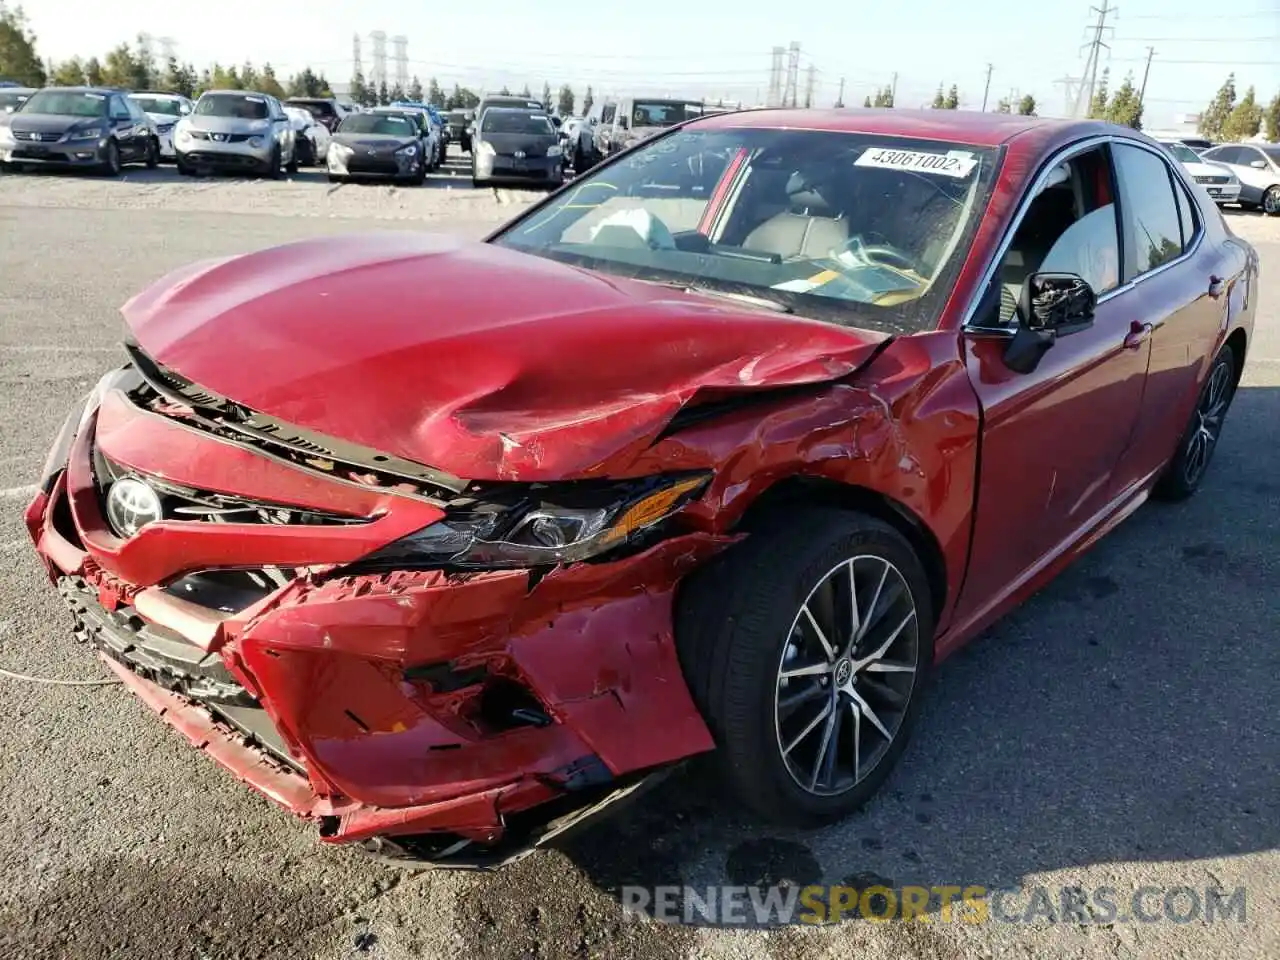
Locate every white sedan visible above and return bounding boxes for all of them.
[128,92,194,161]
[285,106,330,167]
[1160,140,1241,206]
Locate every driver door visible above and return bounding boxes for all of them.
[955,141,1152,623]
[108,95,140,159]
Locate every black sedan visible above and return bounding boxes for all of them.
[0,87,157,176]
[471,107,564,188]
[325,111,428,185]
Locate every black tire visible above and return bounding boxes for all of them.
[1262,185,1280,217]
[145,138,159,169]
[175,154,196,176]
[265,145,283,179]
[472,177,486,189]
[296,137,314,167]
[1152,345,1238,501]
[285,146,299,175]
[327,174,344,184]
[675,508,935,826]
[100,141,121,177]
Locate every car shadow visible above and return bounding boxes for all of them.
[523,383,1280,927]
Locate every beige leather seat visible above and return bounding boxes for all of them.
[743,190,850,261]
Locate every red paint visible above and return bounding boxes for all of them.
[26,110,1258,856]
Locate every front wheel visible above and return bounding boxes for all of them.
[676,509,935,825]
[99,141,121,177]
[145,138,159,169]
[1152,346,1238,501]
[1262,185,1280,217]
[265,145,283,179]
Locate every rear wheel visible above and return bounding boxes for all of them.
[676,509,935,825]
[1263,185,1280,217]
[1152,346,1238,500]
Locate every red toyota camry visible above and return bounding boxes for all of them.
[26,109,1257,867]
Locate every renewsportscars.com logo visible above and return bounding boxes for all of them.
[620,883,1249,926]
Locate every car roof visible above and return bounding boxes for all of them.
[200,89,271,97]
[691,107,1081,147]
[39,86,126,94]
[131,91,187,98]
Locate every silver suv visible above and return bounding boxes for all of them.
[174,90,297,178]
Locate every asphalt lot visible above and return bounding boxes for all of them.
[0,157,1276,960]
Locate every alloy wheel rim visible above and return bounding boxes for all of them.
[1183,360,1232,486]
[774,555,919,797]
[1266,189,1280,215]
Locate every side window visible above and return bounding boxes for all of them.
[1207,146,1239,165]
[1112,143,1183,280]
[1240,147,1266,168]
[109,95,131,120]
[991,145,1120,324]
[1173,177,1199,251]
[601,104,616,125]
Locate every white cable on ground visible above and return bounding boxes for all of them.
[0,666,121,686]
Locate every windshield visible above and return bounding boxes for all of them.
[481,110,554,135]
[339,113,417,136]
[196,94,269,120]
[132,96,184,116]
[1163,142,1201,164]
[0,90,31,112]
[288,100,334,118]
[630,100,704,127]
[21,90,106,118]
[492,127,1000,334]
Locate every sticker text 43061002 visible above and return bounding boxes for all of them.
[855,147,978,178]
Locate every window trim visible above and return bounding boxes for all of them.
[963,135,1204,337]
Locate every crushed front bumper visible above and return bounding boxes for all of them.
[26,382,724,865]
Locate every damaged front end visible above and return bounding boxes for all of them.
[27,349,736,867]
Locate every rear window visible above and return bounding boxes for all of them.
[481,110,554,135]
[631,100,704,127]
[131,96,185,117]
[195,94,269,120]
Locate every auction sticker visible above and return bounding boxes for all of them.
[855,147,977,178]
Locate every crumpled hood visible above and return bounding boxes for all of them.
[121,232,886,481]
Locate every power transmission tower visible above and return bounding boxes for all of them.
[981,63,994,111]
[767,46,784,107]
[890,71,899,106]
[352,33,363,80]
[1053,75,1081,117]
[804,63,816,108]
[835,76,845,108]
[370,31,388,91]
[1074,1,1115,118]
[1137,46,1155,111]
[391,35,409,92]
[782,42,801,108]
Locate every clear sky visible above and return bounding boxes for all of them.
[21,0,1280,128]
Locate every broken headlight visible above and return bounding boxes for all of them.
[361,472,710,570]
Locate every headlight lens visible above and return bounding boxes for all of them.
[330,143,353,159]
[248,136,264,148]
[0,126,13,145]
[359,473,709,570]
[546,144,562,157]
[396,143,418,157]
[69,128,103,141]
[176,127,191,144]
[477,140,496,157]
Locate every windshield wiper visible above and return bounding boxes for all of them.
[659,282,795,314]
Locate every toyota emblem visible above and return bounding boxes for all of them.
[514,150,526,159]
[105,477,163,538]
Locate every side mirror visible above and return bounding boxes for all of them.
[1003,272,1096,374]
[1250,159,1267,169]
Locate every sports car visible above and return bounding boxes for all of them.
[26,109,1257,867]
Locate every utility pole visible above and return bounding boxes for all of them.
[835,76,845,108]
[981,63,994,111]
[890,71,898,106]
[783,42,801,108]
[1075,1,1115,118]
[1137,46,1155,110]
[767,46,784,107]
[804,63,817,108]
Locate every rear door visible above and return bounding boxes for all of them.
[1104,141,1233,493]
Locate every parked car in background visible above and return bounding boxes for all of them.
[283,96,349,134]
[471,106,564,188]
[372,105,440,170]
[129,92,194,161]
[1177,137,1215,154]
[392,101,448,148]
[1159,140,1240,206]
[1200,143,1280,215]
[326,109,430,184]
[468,94,543,148]
[285,105,330,166]
[0,86,34,114]
[175,90,296,178]
[447,108,474,152]
[573,96,707,171]
[24,110,1257,868]
[0,86,157,175]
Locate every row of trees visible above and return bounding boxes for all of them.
[856,82,1036,115]
[1086,69,1144,128]
[345,72,595,117]
[1199,75,1280,143]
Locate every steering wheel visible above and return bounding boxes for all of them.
[858,244,923,275]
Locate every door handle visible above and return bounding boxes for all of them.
[1123,320,1153,349]
[1208,275,1225,299]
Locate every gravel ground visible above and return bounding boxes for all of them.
[0,157,1276,960]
